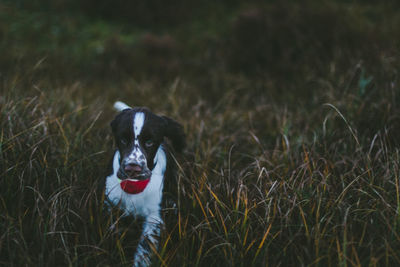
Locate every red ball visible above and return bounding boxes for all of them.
[120,179,150,194]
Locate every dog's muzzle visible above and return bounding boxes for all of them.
[117,162,152,180]
[116,160,152,194]
[118,162,148,179]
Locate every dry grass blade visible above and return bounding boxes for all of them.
[323,103,360,148]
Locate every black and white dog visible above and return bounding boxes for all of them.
[104,101,185,266]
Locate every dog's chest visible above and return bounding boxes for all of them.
[105,150,165,217]
[105,174,163,217]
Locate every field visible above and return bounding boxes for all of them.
[1,0,400,266]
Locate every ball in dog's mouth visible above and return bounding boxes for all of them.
[116,168,151,194]
[119,178,150,194]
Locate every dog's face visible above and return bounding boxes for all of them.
[111,107,185,181]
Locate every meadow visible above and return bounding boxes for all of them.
[1,1,400,266]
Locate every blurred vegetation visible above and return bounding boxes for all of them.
[1,0,400,266]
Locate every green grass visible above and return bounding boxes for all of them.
[1,1,400,266]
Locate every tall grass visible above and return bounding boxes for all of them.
[2,64,400,266]
[1,1,400,266]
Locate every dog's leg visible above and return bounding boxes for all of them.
[133,213,163,267]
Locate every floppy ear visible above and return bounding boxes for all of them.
[162,116,186,153]
[110,109,130,135]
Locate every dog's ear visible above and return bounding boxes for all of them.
[162,116,186,153]
[110,115,120,136]
[110,109,130,135]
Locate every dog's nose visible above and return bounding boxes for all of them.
[124,163,142,177]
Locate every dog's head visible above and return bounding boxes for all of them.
[111,107,185,184]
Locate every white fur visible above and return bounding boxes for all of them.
[105,146,167,266]
[114,101,131,111]
[133,215,163,266]
[134,112,145,140]
[105,146,166,217]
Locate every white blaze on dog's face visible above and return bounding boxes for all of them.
[110,107,185,181]
[128,112,146,170]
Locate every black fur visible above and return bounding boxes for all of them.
[162,116,186,153]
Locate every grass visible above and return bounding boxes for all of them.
[1,0,400,266]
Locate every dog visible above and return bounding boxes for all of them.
[104,101,185,266]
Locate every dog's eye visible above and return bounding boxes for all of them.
[145,140,154,147]
[120,139,128,145]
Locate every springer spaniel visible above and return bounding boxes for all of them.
[104,101,185,266]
